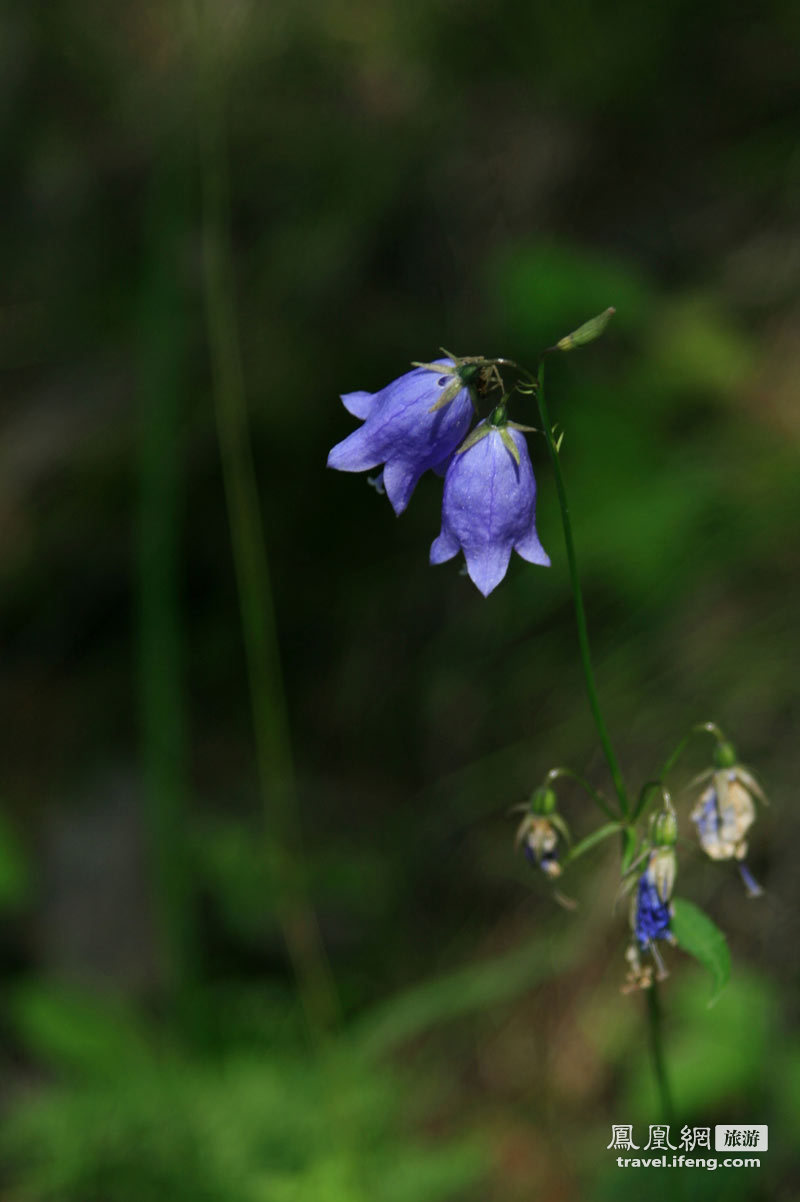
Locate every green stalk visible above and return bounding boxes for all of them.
[137,145,199,1029]
[189,1,337,1032]
[646,982,675,1123]
[534,363,630,817]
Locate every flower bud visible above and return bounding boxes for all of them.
[554,307,615,352]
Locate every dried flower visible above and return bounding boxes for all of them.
[514,786,569,878]
[690,744,766,896]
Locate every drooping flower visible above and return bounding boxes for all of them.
[691,776,754,861]
[519,818,562,878]
[514,786,570,879]
[633,864,673,947]
[623,811,676,990]
[430,420,550,596]
[327,359,474,515]
[689,743,766,897]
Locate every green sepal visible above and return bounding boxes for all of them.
[507,421,538,433]
[455,423,492,456]
[555,306,616,352]
[427,378,464,413]
[500,428,520,465]
[549,812,572,845]
[411,360,455,375]
[671,897,731,1006]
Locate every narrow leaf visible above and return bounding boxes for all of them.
[671,897,731,1006]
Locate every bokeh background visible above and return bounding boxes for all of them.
[1,1,799,1199]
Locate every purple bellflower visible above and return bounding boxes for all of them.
[430,421,550,596]
[623,841,676,991]
[327,360,474,515]
[634,871,672,947]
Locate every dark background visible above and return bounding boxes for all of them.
[0,1,798,1198]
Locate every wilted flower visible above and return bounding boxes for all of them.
[519,817,562,877]
[633,858,674,948]
[514,786,569,878]
[622,942,654,993]
[430,420,550,596]
[623,814,677,990]
[690,745,765,896]
[327,359,474,515]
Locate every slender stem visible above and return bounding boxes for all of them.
[661,721,723,778]
[189,1,338,1032]
[646,982,675,1124]
[534,363,629,817]
[632,721,722,820]
[545,767,617,821]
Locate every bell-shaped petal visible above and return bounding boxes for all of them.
[327,360,473,515]
[633,872,672,948]
[430,423,550,596]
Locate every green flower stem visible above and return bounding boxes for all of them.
[632,722,723,820]
[534,363,630,818]
[545,767,617,821]
[660,721,724,778]
[190,1,338,1033]
[646,981,675,1124]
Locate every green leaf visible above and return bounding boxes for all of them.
[671,898,731,1006]
[8,981,149,1077]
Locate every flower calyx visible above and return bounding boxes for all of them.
[411,350,499,413]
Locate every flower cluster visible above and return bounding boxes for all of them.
[327,357,550,596]
[513,734,766,995]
